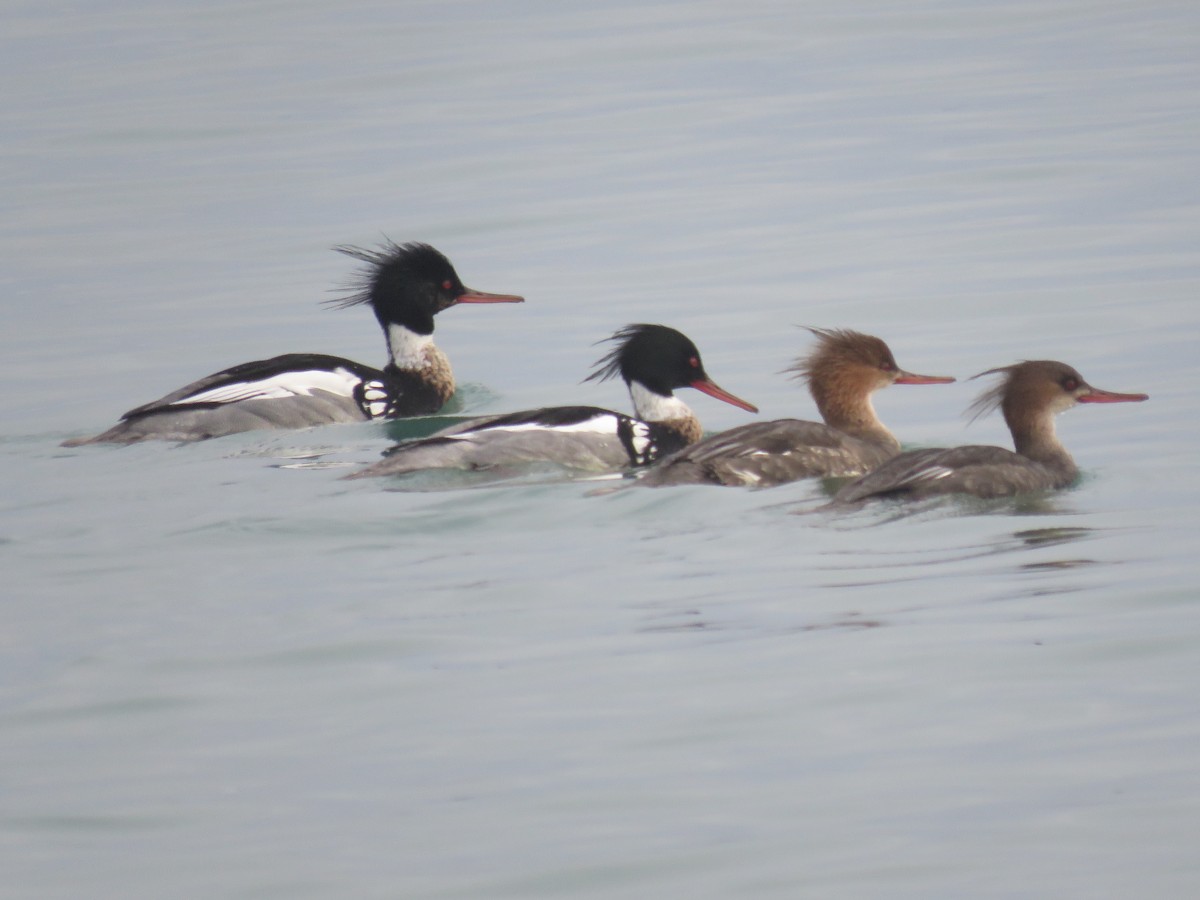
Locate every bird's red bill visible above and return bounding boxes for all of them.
[689,379,759,413]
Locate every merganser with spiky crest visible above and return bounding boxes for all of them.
[63,241,523,445]
[345,323,758,479]
[834,360,1148,502]
[635,328,954,487]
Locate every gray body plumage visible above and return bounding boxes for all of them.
[834,445,1073,502]
[348,411,642,477]
[73,392,371,444]
[63,353,395,445]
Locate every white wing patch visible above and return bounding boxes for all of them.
[469,416,619,438]
[360,380,391,418]
[628,421,652,458]
[177,368,362,406]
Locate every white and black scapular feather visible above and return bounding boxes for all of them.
[834,360,1148,503]
[346,323,758,479]
[64,241,523,445]
[635,328,954,487]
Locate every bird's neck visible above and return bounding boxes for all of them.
[1006,406,1077,475]
[383,323,455,407]
[386,323,437,371]
[628,382,702,444]
[811,382,899,450]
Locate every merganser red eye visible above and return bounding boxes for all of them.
[442,279,454,291]
[689,356,700,368]
[1062,376,1079,391]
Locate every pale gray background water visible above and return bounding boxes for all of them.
[3,1,1198,897]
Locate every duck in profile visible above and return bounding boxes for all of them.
[634,328,954,487]
[345,323,758,479]
[833,360,1148,503]
[64,241,524,445]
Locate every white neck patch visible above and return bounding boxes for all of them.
[387,324,434,370]
[628,381,691,422]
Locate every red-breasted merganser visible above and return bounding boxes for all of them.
[345,323,758,478]
[63,241,523,445]
[834,359,1148,502]
[634,328,954,487]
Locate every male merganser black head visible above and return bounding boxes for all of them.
[330,240,524,335]
[583,324,758,416]
[329,240,523,378]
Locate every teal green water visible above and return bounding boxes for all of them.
[3,2,1198,897]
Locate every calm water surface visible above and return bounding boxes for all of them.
[3,1,1199,897]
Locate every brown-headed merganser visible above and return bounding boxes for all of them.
[345,323,758,479]
[63,241,523,444]
[634,328,954,487]
[834,359,1148,502]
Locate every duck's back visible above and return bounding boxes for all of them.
[835,445,1073,502]
[348,406,692,478]
[638,419,897,487]
[65,353,399,444]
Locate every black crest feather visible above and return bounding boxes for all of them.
[584,324,659,384]
[324,240,450,310]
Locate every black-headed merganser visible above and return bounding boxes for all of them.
[63,241,523,444]
[834,359,1148,502]
[634,328,954,487]
[345,323,758,478]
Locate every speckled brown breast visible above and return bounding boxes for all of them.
[661,414,704,447]
[381,345,456,417]
[422,345,456,407]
